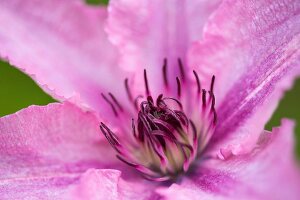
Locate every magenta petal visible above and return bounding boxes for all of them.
[158,120,300,200]
[106,0,221,95]
[188,0,300,154]
[69,169,160,200]
[0,102,119,179]
[0,0,129,120]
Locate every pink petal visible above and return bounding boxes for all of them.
[158,119,300,200]
[69,169,160,200]
[106,0,221,95]
[188,0,300,155]
[0,103,160,199]
[0,102,120,179]
[0,0,128,121]
[0,172,81,200]
[1,169,157,200]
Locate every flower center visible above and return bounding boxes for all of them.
[100,59,217,181]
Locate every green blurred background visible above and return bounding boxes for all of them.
[0,0,299,159]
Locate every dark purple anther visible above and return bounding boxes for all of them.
[163,58,168,88]
[144,69,150,96]
[177,58,185,82]
[176,77,181,97]
[193,70,201,94]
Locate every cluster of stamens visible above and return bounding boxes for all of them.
[100,59,217,181]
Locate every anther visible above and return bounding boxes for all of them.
[193,70,201,94]
[156,94,164,106]
[100,125,117,148]
[100,123,122,154]
[116,155,138,167]
[132,118,137,138]
[177,58,185,82]
[189,120,197,142]
[209,92,216,110]
[202,89,207,108]
[210,75,215,93]
[162,58,168,88]
[109,92,123,112]
[144,69,150,96]
[100,122,120,145]
[124,78,133,102]
[134,95,144,111]
[101,93,118,117]
[176,77,181,97]
[213,109,217,124]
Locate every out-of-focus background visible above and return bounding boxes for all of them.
[0,0,299,159]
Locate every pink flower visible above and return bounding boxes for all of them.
[0,0,300,199]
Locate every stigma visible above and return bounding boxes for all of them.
[100,59,217,181]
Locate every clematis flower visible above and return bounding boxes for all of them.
[0,0,300,199]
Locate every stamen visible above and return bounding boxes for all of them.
[100,58,218,182]
[162,58,168,88]
[189,120,197,142]
[100,125,114,145]
[156,94,164,106]
[193,70,201,94]
[144,69,150,96]
[176,77,181,97]
[132,118,137,138]
[149,139,166,163]
[151,130,176,143]
[108,92,123,112]
[180,143,194,155]
[177,58,185,82]
[210,75,215,93]
[147,96,154,106]
[209,91,216,110]
[213,109,217,125]
[124,78,133,102]
[142,174,170,182]
[162,97,183,110]
[101,93,118,117]
[100,122,120,145]
[116,155,138,167]
[134,95,144,110]
[138,121,166,163]
[202,89,207,108]
[100,123,123,155]
[174,110,189,126]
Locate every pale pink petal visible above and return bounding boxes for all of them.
[69,169,161,200]
[0,0,129,120]
[1,169,156,200]
[0,102,121,179]
[158,119,300,200]
[0,103,159,199]
[106,0,221,95]
[188,0,300,155]
[0,172,81,200]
